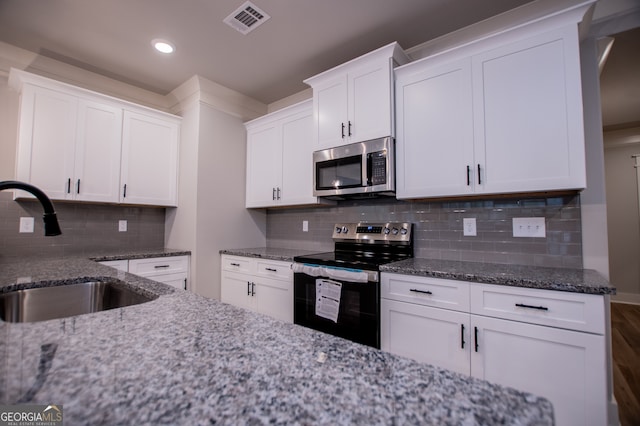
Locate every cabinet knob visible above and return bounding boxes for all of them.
[341,122,345,138]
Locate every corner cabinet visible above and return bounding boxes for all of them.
[9,68,180,207]
[245,99,321,208]
[304,42,409,149]
[395,24,586,199]
[381,273,608,426]
[220,255,293,323]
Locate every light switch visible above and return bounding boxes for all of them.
[302,220,309,232]
[118,220,127,232]
[463,218,476,236]
[512,217,546,238]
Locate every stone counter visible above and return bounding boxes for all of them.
[220,247,318,262]
[381,257,615,295]
[0,256,554,425]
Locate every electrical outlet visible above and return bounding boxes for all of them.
[118,220,127,232]
[512,217,546,238]
[19,217,35,233]
[302,220,309,232]
[463,218,477,236]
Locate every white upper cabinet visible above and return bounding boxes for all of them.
[245,100,320,208]
[9,68,180,207]
[473,27,585,194]
[120,109,180,206]
[74,99,123,203]
[304,42,409,149]
[395,24,587,199]
[395,57,475,198]
[13,84,123,203]
[14,84,79,200]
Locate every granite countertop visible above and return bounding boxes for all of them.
[88,247,191,262]
[381,258,615,295]
[0,255,554,425]
[220,247,319,262]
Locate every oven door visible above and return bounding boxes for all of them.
[293,264,380,348]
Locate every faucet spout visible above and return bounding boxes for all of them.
[0,180,62,236]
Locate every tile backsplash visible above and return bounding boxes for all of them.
[0,192,165,260]
[267,194,583,268]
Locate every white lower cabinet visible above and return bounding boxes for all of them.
[100,255,189,290]
[221,255,293,323]
[381,273,608,426]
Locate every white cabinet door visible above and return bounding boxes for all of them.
[313,75,348,149]
[280,109,315,205]
[15,85,78,200]
[121,110,179,206]
[254,276,293,323]
[221,271,256,312]
[306,42,407,150]
[473,27,585,194]
[348,61,393,144]
[396,58,475,198]
[245,124,281,207]
[471,314,607,426]
[381,298,471,375]
[245,100,317,208]
[74,99,122,203]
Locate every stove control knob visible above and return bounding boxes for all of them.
[341,226,349,234]
[392,227,399,235]
[335,226,342,234]
[401,228,408,235]
[383,227,391,235]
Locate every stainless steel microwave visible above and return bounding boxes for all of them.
[313,137,395,198]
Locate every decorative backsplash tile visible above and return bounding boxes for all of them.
[0,192,165,260]
[266,194,583,268]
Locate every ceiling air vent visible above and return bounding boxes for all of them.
[224,1,271,35]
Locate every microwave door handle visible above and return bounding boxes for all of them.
[364,153,371,186]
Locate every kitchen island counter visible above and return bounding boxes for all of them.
[0,256,553,425]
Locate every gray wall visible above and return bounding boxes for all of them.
[267,194,582,268]
[0,192,165,260]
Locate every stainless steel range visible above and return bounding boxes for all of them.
[293,222,413,348]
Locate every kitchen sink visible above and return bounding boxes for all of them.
[0,280,157,323]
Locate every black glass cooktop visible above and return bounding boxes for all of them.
[294,248,411,271]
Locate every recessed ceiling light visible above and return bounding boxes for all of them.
[152,39,175,54]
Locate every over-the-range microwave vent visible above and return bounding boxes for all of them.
[223,1,271,35]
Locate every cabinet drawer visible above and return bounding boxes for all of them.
[256,260,292,281]
[381,273,470,312]
[221,255,255,274]
[470,283,605,334]
[128,255,189,277]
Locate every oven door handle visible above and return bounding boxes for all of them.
[292,263,374,283]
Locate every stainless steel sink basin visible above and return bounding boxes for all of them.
[0,280,156,323]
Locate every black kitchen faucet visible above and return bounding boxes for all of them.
[0,180,61,236]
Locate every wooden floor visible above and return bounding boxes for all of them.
[611,302,640,426]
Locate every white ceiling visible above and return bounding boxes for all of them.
[0,0,535,104]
